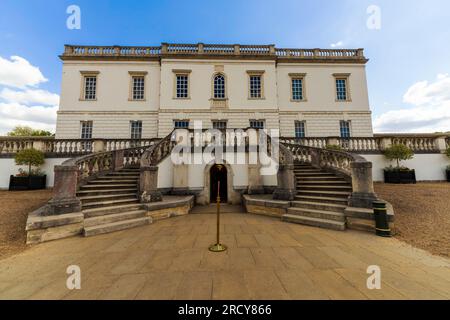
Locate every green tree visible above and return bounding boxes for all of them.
[14,149,45,176]
[384,144,414,169]
[7,126,53,137]
[326,144,343,151]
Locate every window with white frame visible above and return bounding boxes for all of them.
[176,74,189,98]
[291,74,306,101]
[213,74,226,99]
[174,120,190,129]
[132,76,145,100]
[130,121,143,139]
[80,121,93,151]
[80,121,93,139]
[83,76,97,100]
[336,79,347,101]
[295,121,306,138]
[340,120,351,138]
[249,120,265,130]
[212,120,227,130]
[249,75,262,99]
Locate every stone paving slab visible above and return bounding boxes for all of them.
[0,213,449,300]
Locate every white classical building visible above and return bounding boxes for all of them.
[56,43,374,140]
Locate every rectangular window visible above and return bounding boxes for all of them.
[84,76,97,100]
[249,75,262,99]
[130,121,143,139]
[340,121,351,138]
[249,120,265,130]
[80,121,93,151]
[292,78,304,101]
[295,121,306,138]
[176,75,189,98]
[132,76,145,100]
[336,78,348,101]
[80,121,93,139]
[174,120,190,129]
[212,120,227,130]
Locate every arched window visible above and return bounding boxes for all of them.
[213,74,226,99]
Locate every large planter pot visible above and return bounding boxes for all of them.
[446,170,450,182]
[9,175,47,191]
[384,170,416,184]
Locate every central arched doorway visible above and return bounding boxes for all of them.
[210,164,228,203]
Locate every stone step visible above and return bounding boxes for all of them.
[282,214,346,231]
[81,198,139,210]
[297,190,351,197]
[106,172,140,176]
[77,188,138,197]
[87,179,138,184]
[297,178,350,186]
[295,195,348,205]
[297,185,352,192]
[84,210,147,228]
[79,193,137,203]
[98,175,139,180]
[80,184,138,190]
[287,207,346,222]
[83,217,151,237]
[291,200,347,212]
[295,172,334,177]
[296,176,344,182]
[294,169,323,173]
[83,203,144,218]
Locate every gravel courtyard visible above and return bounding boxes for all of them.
[375,183,450,258]
[0,189,52,260]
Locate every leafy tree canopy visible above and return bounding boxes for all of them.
[384,144,414,169]
[14,148,45,176]
[7,126,53,137]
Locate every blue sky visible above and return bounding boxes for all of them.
[0,0,449,134]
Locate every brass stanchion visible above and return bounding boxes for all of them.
[209,179,227,252]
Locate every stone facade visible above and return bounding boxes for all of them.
[56,43,374,140]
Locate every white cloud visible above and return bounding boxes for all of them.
[374,74,450,133]
[0,103,57,134]
[0,55,58,135]
[0,88,59,106]
[330,41,344,48]
[0,55,47,88]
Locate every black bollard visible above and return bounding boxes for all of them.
[373,201,392,237]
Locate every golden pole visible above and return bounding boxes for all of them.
[209,172,227,252]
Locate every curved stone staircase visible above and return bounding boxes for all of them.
[77,167,151,237]
[282,162,351,231]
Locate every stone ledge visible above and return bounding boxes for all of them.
[243,195,290,218]
[143,195,195,221]
[26,208,84,231]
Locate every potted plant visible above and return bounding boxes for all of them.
[383,144,416,184]
[9,148,46,191]
[446,147,450,182]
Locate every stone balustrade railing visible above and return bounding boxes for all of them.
[279,142,377,208]
[62,44,366,62]
[280,134,450,154]
[43,141,158,215]
[0,137,160,157]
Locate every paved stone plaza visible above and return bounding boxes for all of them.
[1,212,449,300]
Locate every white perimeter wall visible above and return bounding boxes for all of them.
[0,158,69,189]
[364,154,449,182]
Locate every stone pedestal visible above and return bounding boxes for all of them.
[112,149,124,171]
[348,161,378,208]
[273,164,296,201]
[248,164,265,194]
[140,165,162,203]
[45,165,81,215]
